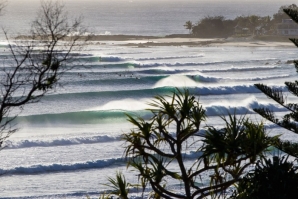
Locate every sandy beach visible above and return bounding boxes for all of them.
[13,34,295,48]
[84,34,295,48]
[121,37,294,48]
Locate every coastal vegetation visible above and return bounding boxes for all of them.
[234,7,298,199]
[122,89,276,198]
[231,156,298,199]
[252,4,298,160]
[185,4,298,38]
[103,88,297,199]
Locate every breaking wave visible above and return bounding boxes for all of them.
[0,151,204,175]
[0,158,124,175]
[135,54,205,60]
[6,135,122,149]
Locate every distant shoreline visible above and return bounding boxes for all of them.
[83,34,295,47]
[14,34,295,48]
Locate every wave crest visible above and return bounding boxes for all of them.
[6,135,121,149]
[0,158,124,175]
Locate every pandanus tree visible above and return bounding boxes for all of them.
[121,89,276,199]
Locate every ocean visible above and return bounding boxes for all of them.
[0,0,296,37]
[1,0,298,198]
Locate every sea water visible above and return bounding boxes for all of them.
[1,0,298,198]
[0,0,296,38]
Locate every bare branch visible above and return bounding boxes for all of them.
[0,0,87,148]
[0,0,7,15]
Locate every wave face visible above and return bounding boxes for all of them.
[6,135,122,149]
[1,42,298,198]
[0,150,205,175]
[0,158,124,175]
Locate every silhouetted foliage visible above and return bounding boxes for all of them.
[188,4,297,38]
[231,156,298,199]
[184,20,193,34]
[120,89,276,199]
[254,8,298,158]
[271,4,298,25]
[192,16,235,38]
[233,7,298,199]
[104,171,131,199]
[0,1,5,14]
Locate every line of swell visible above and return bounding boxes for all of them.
[137,58,279,68]
[0,151,206,175]
[78,57,280,68]
[43,85,286,101]
[199,65,285,73]
[135,54,205,60]
[204,100,286,116]
[15,93,287,125]
[0,141,285,176]
[0,158,124,175]
[64,64,281,79]
[77,54,206,62]
[101,65,284,75]
[5,135,122,149]
[221,74,292,82]
[190,74,292,83]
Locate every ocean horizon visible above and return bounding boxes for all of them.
[0,0,296,38]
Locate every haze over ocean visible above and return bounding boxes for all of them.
[0,0,298,198]
[0,0,296,37]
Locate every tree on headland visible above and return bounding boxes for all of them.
[187,4,298,38]
[192,16,235,38]
[248,15,260,35]
[183,20,193,34]
[271,4,297,26]
[112,89,277,199]
[0,0,87,149]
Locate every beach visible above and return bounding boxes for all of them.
[80,34,295,48]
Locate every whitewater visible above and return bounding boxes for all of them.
[1,0,298,198]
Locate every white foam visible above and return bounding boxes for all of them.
[6,135,121,149]
[91,98,151,111]
[0,158,124,175]
[204,97,286,116]
[153,75,198,88]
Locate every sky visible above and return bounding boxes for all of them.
[13,0,248,1]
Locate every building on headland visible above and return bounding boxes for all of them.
[276,19,298,35]
[254,24,269,35]
[234,25,250,35]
